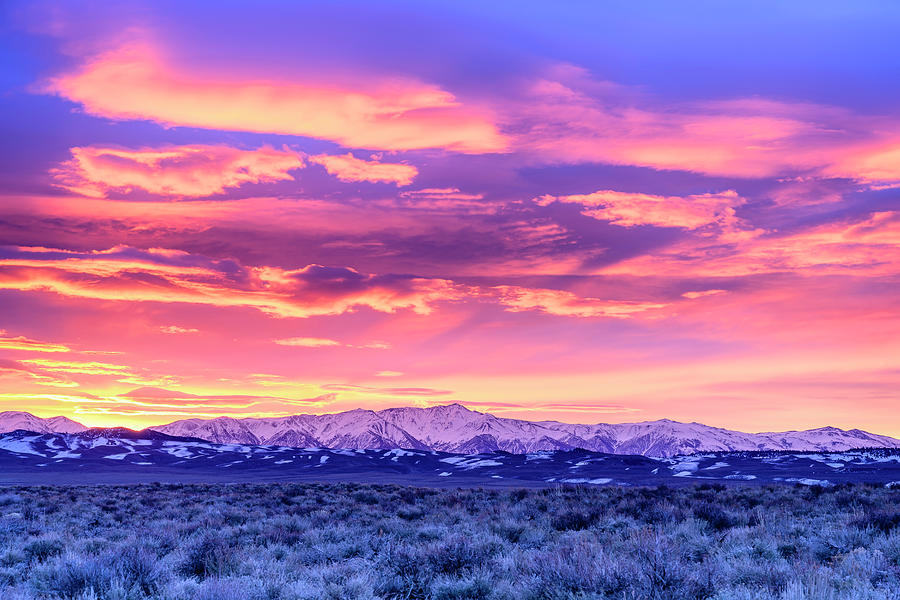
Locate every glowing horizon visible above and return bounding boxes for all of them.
[1,2,899,436]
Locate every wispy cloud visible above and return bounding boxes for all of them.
[536,190,745,230]
[160,325,199,334]
[309,153,417,185]
[275,337,391,349]
[274,337,341,348]
[52,144,304,198]
[0,331,71,353]
[0,246,468,318]
[494,286,666,319]
[322,384,452,396]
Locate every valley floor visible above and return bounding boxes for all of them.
[0,482,898,599]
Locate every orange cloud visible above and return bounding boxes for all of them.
[274,337,341,348]
[19,358,132,376]
[45,43,506,153]
[0,246,467,318]
[0,331,71,353]
[536,189,745,229]
[160,325,199,334]
[52,144,304,198]
[494,285,666,318]
[275,337,393,349]
[321,384,452,396]
[30,388,342,424]
[0,359,77,388]
[309,153,417,185]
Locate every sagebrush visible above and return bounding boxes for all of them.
[0,482,898,599]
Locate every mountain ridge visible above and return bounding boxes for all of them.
[0,411,87,435]
[4,404,899,458]
[3,427,900,487]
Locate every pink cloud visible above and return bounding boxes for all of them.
[44,42,506,153]
[274,337,391,349]
[393,188,495,214]
[274,337,341,348]
[321,383,452,396]
[682,290,728,299]
[825,143,900,188]
[0,359,77,388]
[45,387,343,419]
[401,188,484,201]
[52,144,305,198]
[0,331,71,353]
[536,189,745,229]
[494,285,666,318]
[605,211,900,278]
[509,67,900,186]
[160,325,199,334]
[0,246,469,318]
[309,153,417,185]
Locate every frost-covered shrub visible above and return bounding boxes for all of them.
[0,481,899,599]
[179,531,238,579]
[854,511,900,534]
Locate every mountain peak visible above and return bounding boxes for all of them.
[0,411,87,434]
[8,407,900,459]
[428,403,475,413]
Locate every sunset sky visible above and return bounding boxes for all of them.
[1,1,898,434]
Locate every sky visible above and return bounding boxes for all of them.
[0,0,898,434]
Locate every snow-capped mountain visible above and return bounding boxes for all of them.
[3,427,900,488]
[151,404,900,458]
[0,411,86,435]
[7,405,900,458]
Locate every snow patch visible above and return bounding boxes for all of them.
[559,478,613,485]
[785,478,833,487]
[383,449,417,458]
[703,462,729,470]
[103,453,132,460]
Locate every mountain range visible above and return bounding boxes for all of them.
[3,404,900,458]
[2,427,900,487]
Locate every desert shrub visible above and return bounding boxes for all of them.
[692,501,741,531]
[351,490,381,505]
[23,538,64,563]
[179,531,238,579]
[2,481,900,599]
[777,542,799,559]
[397,507,425,520]
[430,574,492,600]
[491,519,526,543]
[30,555,113,599]
[550,509,597,531]
[115,546,167,595]
[0,493,20,507]
[854,511,900,534]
